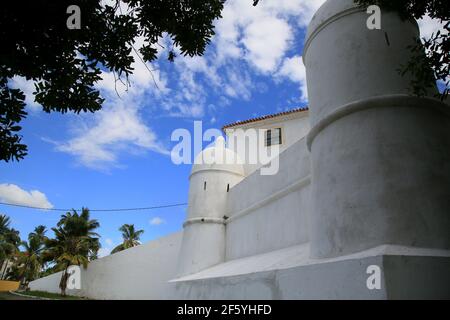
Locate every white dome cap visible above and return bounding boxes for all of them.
[191,136,245,176]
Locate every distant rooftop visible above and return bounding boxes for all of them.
[222,107,309,130]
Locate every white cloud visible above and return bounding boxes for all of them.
[97,237,117,257]
[0,183,53,209]
[149,217,165,226]
[9,76,41,111]
[98,247,111,258]
[177,56,221,88]
[56,103,169,170]
[52,36,171,170]
[213,0,325,70]
[158,62,209,118]
[277,55,308,101]
[242,16,293,73]
[223,67,253,101]
[163,0,326,110]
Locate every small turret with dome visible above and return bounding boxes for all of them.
[176,136,245,277]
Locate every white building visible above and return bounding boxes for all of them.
[223,107,310,175]
[30,0,450,299]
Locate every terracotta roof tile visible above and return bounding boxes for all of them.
[222,107,309,130]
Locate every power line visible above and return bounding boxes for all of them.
[0,201,187,212]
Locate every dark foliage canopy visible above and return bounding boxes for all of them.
[0,0,225,162]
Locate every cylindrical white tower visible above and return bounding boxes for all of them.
[304,0,450,258]
[176,136,245,277]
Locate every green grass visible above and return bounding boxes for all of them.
[18,290,88,300]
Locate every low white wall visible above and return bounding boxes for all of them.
[28,270,61,294]
[225,138,311,260]
[172,249,450,299]
[30,232,182,299]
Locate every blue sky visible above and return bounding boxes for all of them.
[0,0,444,256]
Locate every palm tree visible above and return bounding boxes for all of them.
[111,224,144,254]
[5,226,48,286]
[0,229,19,262]
[0,233,17,278]
[0,214,21,279]
[29,225,48,244]
[16,231,46,287]
[45,208,100,296]
[0,214,12,232]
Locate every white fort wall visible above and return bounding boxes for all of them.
[30,232,182,299]
[225,137,311,260]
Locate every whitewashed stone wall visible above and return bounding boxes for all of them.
[225,137,311,260]
[30,232,182,299]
